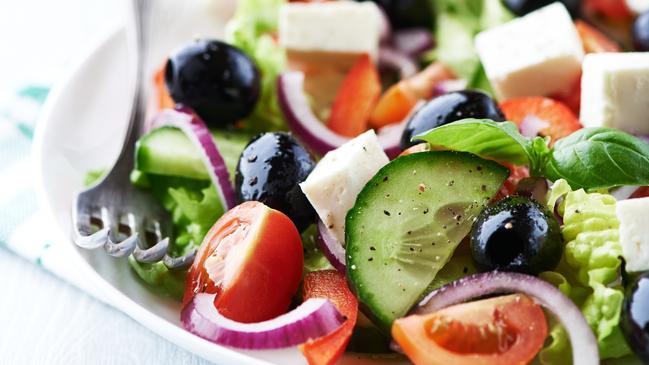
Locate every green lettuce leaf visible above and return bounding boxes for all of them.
[428,0,513,94]
[127,174,224,299]
[128,258,186,299]
[226,0,287,133]
[537,180,632,362]
[83,169,106,187]
[301,225,334,273]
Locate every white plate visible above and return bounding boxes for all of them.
[32,2,408,365]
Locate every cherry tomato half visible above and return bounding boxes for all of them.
[392,294,548,365]
[184,201,304,323]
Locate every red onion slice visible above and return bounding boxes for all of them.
[317,220,346,273]
[611,186,641,200]
[182,294,345,349]
[378,7,392,43]
[634,134,649,144]
[520,115,550,138]
[515,177,550,203]
[377,119,408,159]
[414,271,599,365]
[392,28,435,57]
[431,79,468,98]
[277,72,404,158]
[378,47,418,79]
[150,108,236,211]
[553,195,565,226]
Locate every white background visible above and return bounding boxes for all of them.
[0,0,212,363]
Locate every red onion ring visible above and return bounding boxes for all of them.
[392,28,435,57]
[520,115,550,138]
[376,6,392,44]
[414,271,599,365]
[277,72,404,158]
[611,186,642,200]
[515,177,550,203]
[431,79,468,98]
[552,195,565,226]
[317,220,346,273]
[378,47,418,79]
[181,293,345,349]
[150,108,236,211]
[634,134,649,144]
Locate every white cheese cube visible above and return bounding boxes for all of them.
[474,3,584,100]
[279,1,382,60]
[300,130,389,243]
[616,197,649,272]
[626,0,649,14]
[580,53,649,134]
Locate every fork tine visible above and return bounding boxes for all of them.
[76,228,110,249]
[71,0,175,268]
[133,237,169,263]
[163,249,197,271]
[105,234,138,257]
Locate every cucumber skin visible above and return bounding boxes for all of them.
[345,151,509,332]
[135,126,250,180]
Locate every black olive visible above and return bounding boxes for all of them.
[400,90,505,149]
[235,132,316,231]
[356,0,434,30]
[165,39,260,128]
[622,272,649,362]
[470,196,563,275]
[633,11,649,51]
[502,0,581,17]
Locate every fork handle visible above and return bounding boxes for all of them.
[111,0,151,174]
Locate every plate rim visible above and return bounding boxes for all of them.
[32,26,277,365]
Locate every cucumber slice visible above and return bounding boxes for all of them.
[346,151,508,331]
[135,126,251,180]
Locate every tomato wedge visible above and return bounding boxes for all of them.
[184,201,303,323]
[500,96,582,144]
[327,54,381,137]
[299,270,358,365]
[393,294,547,365]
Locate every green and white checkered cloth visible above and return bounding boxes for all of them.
[0,86,90,288]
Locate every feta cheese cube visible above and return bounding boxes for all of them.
[626,0,649,14]
[279,1,382,60]
[300,130,389,243]
[616,197,649,272]
[475,3,584,100]
[580,53,649,134]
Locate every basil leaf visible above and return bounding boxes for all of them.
[544,128,649,189]
[415,118,534,165]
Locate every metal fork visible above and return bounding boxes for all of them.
[72,0,196,270]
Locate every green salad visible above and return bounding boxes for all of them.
[81,0,649,364]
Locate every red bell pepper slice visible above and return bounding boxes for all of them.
[299,270,358,365]
[327,55,381,137]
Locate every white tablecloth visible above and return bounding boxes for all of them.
[0,0,212,363]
